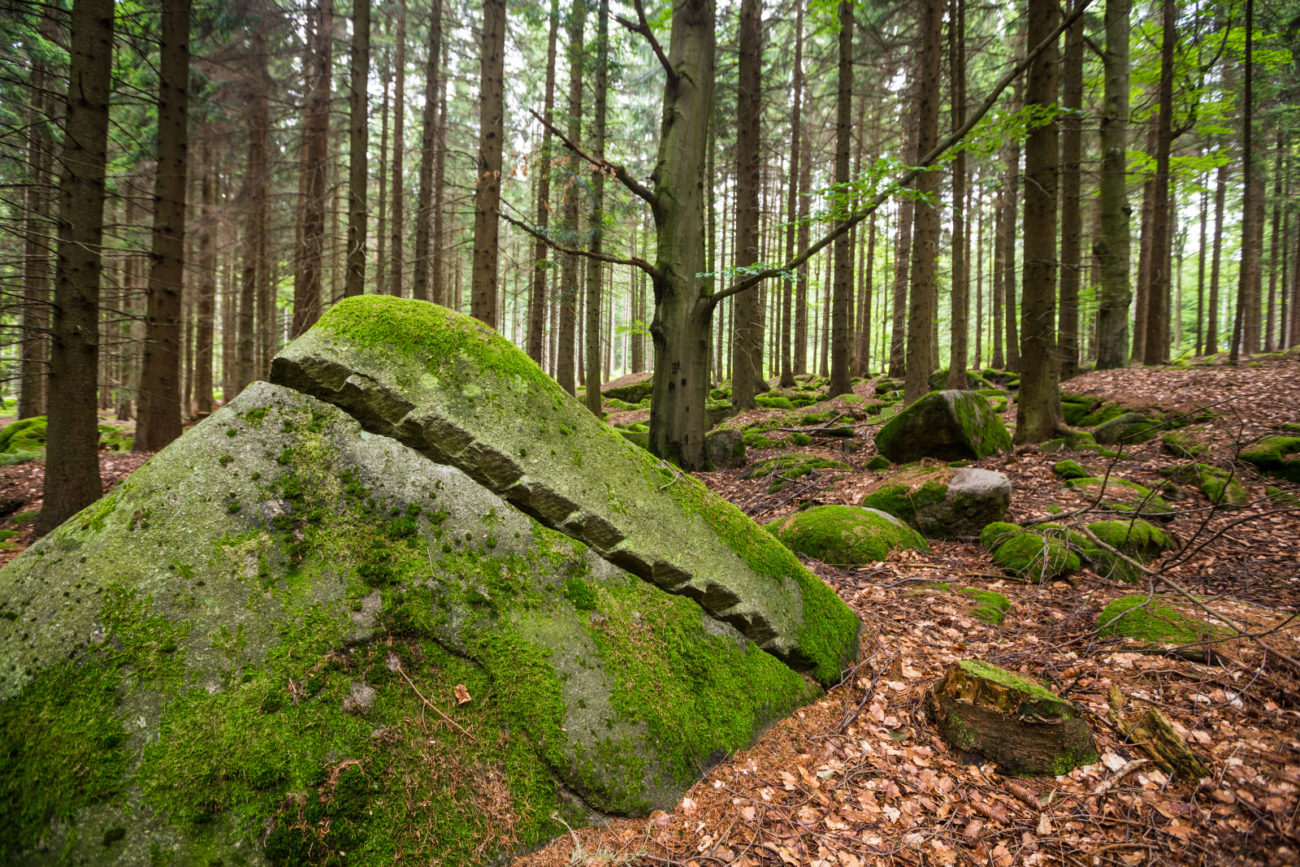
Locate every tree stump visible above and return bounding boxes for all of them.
[927,660,1098,775]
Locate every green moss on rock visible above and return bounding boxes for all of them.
[1098,595,1234,651]
[988,532,1081,582]
[1052,459,1090,480]
[1240,436,1300,483]
[956,588,1010,626]
[770,505,927,566]
[1064,477,1175,520]
[874,390,1012,463]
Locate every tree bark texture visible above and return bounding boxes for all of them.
[1094,0,1131,368]
[413,0,442,303]
[136,0,192,452]
[344,0,370,298]
[471,0,505,326]
[290,0,331,337]
[556,2,585,394]
[389,0,407,298]
[1142,0,1175,366]
[946,0,969,389]
[584,0,610,415]
[39,0,114,535]
[903,0,941,405]
[528,0,560,363]
[829,0,854,398]
[731,0,764,411]
[1058,11,1083,379]
[1015,0,1061,444]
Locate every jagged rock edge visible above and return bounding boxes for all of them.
[268,357,807,673]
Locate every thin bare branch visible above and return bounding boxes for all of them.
[527,108,658,209]
[616,0,676,85]
[502,213,660,280]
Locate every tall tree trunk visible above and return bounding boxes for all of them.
[528,0,560,361]
[888,84,917,378]
[1000,136,1021,372]
[389,0,407,298]
[38,0,114,535]
[992,197,1004,368]
[1132,166,1154,362]
[731,0,764,410]
[556,1,585,394]
[344,0,370,298]
[375,49,390,296]
[1265,132,1283,351]
[19,48,53,418]
[975,185,984,368]
[648,0,716,470]
[135,0,191,452]
[1194,170,1208,355]
[794,97,812,376]
[432,68,448,304]
[779,2,803,388]
[946,0,969,389]
[413,0,442,302]
[1058,10,1083,378]
[1231,0,1258,362]
[584,0,610,414]
[195,144,216,414]
[235,24,269,393]
[471,0,505,327]
[1142,0,1175,366]
[903,0,941,405]
[1016,0,1061,443]
[829,0,854,398]
[291,0,332,337]
[1094,0,1131,368]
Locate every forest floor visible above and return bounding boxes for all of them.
[2,360,1298,865]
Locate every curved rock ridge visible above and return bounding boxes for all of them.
[270,295,860,685]
[0,383,823,864]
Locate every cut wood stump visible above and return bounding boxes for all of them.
[1107,685,1209,780]
[927,660,1098,776]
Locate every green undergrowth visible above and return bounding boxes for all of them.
[1165,463,1248,507]
[957,588,1010,626]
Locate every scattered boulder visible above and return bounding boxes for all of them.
[859,466,1011,539]
[705,428,746,470]
[1164,463,1248,508]
[1063,476,1175,521]
[742,454,850,493]
[600,374,654,404]
[1098,595,1234,661]
[1161,430,1207,459]
[769,505,928,565]
[1093,412,1160,445]
[1052,459,1090,480]
[1,298,862,864]
[927,660,1097,776]
[980,523,1081,582]
[874,390,1012,463]
[1240,436,1300,483]
[1082,518,1173,583]
[0,416,46,454]
[865,455,891,471]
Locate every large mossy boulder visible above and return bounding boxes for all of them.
[1240,436,1300,483]
[927,660,1097,776]
[271,297,857,682]
[859,466,1011,539]
[768,505,928,565]
[874,390,1011,463]
[0,299,861,865]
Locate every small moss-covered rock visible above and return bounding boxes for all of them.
[1093,412,1160,445]
[755,394,795,410]
[705,428,746,470]
[769,505,928,565]
[1080,519,1172,583]
[601,376,654,404]
[957,588,1010,626]
[1161,430,1207,459]
[1165,463,1248,508]
[1064,477,1175,521]
[927,660,1097,776]
[860,467,1011,539]
[742,454,850,493]
[1266,486,1300,507]
[1240,436,1300,483]
[0,416,46,454]
[1098,595,1234,659]
[1052,459,1090,480]
[874,390,1012,463]
[866,454,891,471]
[988,530,1081,582]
